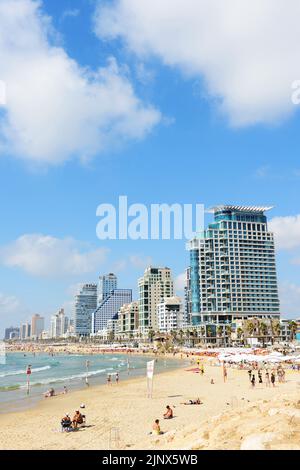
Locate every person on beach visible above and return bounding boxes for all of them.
[271,372,276,387]
[265,371,270,387]
[152,419,163,435]
[115,372,119,384]
[163,405,173,419]
[258,370,263,384]
[63,386,68,394]
[223,364,227,382]
[251,374,255,388]
[181,398,203,405]
[44,387,55,398]
[248,369,252,382]
[72,410,83,429]
[61,414,72,432]
[107,374,112,386]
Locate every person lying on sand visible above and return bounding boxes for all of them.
[152,419,163,435]
[163,405,173,419]
[72,410,83,429]
[181,398,203,405]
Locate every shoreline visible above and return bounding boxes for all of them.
[0,360,299,450]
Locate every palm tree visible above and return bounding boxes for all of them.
[216,325,223,347]
[148,329,155,343]
[259,321,268,348]
[170,330,178,345]
[246,320,255,337]
[237,327,244,345]
[288,321,298,342]
[271,320,281,344]
[225,325,232,347]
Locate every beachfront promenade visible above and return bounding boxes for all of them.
[0,354,299,450]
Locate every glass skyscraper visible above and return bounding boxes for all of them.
[186,205,280,325]
[97,273,118,306]
[74,284,97,336]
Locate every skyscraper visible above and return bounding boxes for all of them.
[98,273,117,306]
[31,314,45,339]
[138,267,174,331]
[50,309,69,338]
[92,289,132,333]
[4,327,19,340]
[157,296,184,333]
[74,284,97,336]
[186,205,280,325]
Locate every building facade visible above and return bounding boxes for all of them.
[31,314,45,339]
[157,296,183,333]
[138,267,174,331]
[186,205,280,325]
[4,327,19,340]
[74,284,97,336]
[98,273,118,306]
[92,289,132,334]
[118,301,139,336]
[50,308,69,338]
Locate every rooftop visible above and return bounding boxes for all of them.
[208,205,274,214]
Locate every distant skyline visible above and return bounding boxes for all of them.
[1,0,300,335]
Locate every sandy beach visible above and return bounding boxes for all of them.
[0,360,299,450]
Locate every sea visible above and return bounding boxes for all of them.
[0,352,184,413]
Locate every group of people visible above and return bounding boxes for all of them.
[61,408,85,432]
[151,405,174,435]
[248,366,284,387]
[44,386,68,398]
[107,372,119,385]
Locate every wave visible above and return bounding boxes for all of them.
[0,365,51,378]
[20,368,108,388]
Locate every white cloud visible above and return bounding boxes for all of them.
[61,9,80,21]
[269,215,300,250]
[0,0,161,165]
[279,282,300,318]
[95,0,300,126]
[0,234,109,278]
[0,293,21,316]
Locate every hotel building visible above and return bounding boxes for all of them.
[92,289,132,334]
[98,273,117,306]
[186,205,280,325]
[157,296,184,333]
[138,266,174,331]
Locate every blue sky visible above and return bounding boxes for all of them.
[1,0,300,334]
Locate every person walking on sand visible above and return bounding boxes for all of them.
[271,372,276,387]
[265,371,270,387]
[115,372,119,385]
[223,363,227,383]
[248,369,252,382]
[107,374,112,386]
[251,374,255,388]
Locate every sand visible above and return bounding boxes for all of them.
[0,362,299,450]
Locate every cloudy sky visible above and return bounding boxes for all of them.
[1,0,300,334]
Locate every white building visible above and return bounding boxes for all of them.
[157,296,183,333]
[138,267,174,331]
[92,289,132,334]
[50,309,69,338]
[98,273,117,306]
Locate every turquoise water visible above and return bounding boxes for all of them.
[0,353,184,413]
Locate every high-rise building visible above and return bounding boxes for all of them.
[92,289,132,334]
[98,273,117,306]
[20,322,31,340]
[138,267,174,331]
[50,309,69,338]
[74,284,97,336]
[157,296,184,333]
[186,205,280,325]
[118,301,139,335]
[31,314,45,339]
[4,327,19,340]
